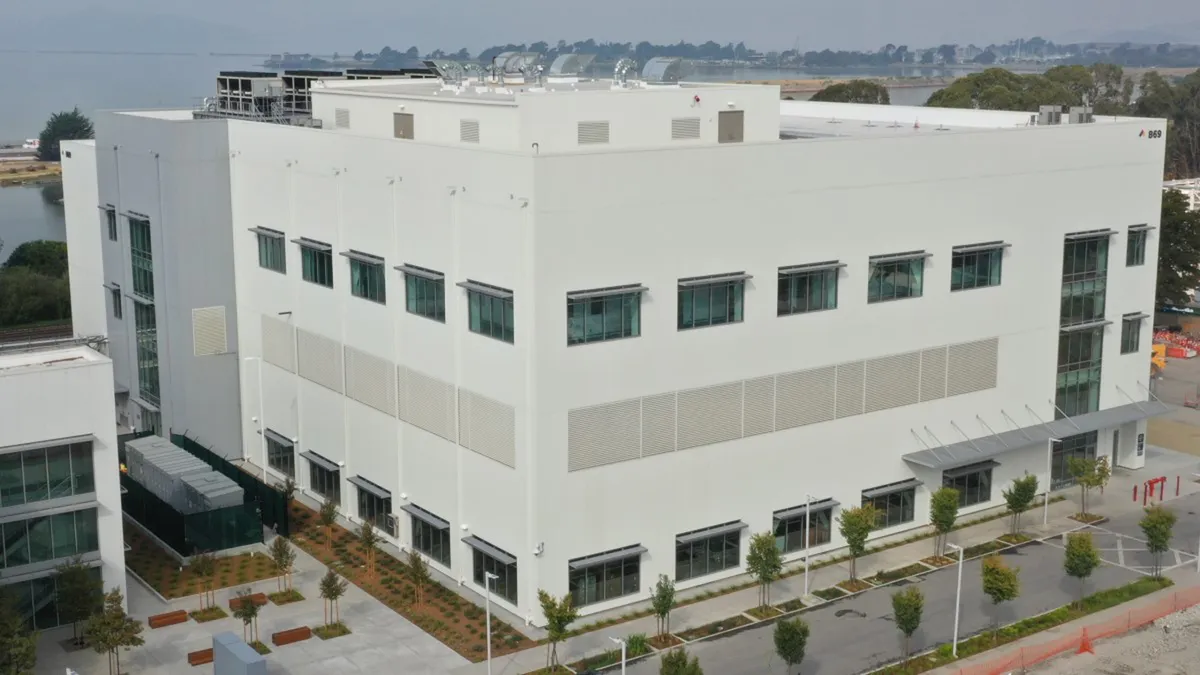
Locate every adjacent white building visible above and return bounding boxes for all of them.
[64,72,1169,625]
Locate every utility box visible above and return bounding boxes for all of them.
[212,631,265,675]
[124,435,213,512]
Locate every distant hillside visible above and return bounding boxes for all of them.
[0,8,255,53]
[1057,20,1200,46]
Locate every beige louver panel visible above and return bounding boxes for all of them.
[742,376,775,437]
[947,337,1000,397]
[776,366,836,430]
[577,121,610,145]
[865,351,921,413]
[677,382,743,451]
[640,393,677,457]
[192,306,228,356]
[671,117,701,140]
[334,108,350,129]
[296,328,343,393]
[835,361,865,418]
[261,315,295,372]
[344,346,396,416]
[460,119,480,143]
[567,399,641,471]
[397,366,457,442]
[919,346,949,402]
[458,389,516,468]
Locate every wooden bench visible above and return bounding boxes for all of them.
[148,610,188,629]
[271,626,313,647]
[187,649,214,666]
[228,593,269,611]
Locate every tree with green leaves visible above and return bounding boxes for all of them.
[838,504,879,581]
[773,617,809,674]
[1067,457,1104,517]
[86,588,144,675]
[408,549,432,607]
[1157,189,1200,308]
[0,265,71,329]
[891,586,924,663]
[281,476,296,505]
[810,80,891,105]
[537,590,579,672]
[357,520,381,578]
[1140,505,1177,578]
[37,108,94,162]
[55,557,103,646]
[929,487,960,557]
[659,648,703,675]
[746,531,783,608]
[652,574,676,637]
[269,536,297,592]
[189,551,217,610]
[232,589,262,644]
[1063,532,1101,608]
[2,241,68,278]
[0,591,38,675]
[1002,474,1040,535]
[319,569,348,626]
[981,556,1020,642]
[318,499,339,551]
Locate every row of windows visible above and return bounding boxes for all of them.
[1,567,102,631]
[0,442,94,509]
[473,545,518,605]
[133,301,160,408]
[942,463,994,509]
[2,508,99,569]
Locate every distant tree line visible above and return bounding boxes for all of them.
[0,239,71,329]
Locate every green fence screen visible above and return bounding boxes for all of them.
[119,472,262,556]
[170,432,291,537]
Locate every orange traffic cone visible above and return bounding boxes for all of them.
[1077,628,1094,654]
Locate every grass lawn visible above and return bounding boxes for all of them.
[746,605,783,620]
[813,586,847,601]
[124,528,277,600]
[313,622,352,640]
[676,615,752,641]
[268,589,305,605]
[868,563,929,585]
[189,607,228,623]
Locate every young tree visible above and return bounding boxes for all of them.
[319,569,348,625]
[651,574,676,637]
[929,487,960,557]
[837,504,879,581]
[232,589,262,644]
[1158,189,1200,307]
[745,531,783,608]
[1140,505,1177,578]
[189,551,217,610]
[0,591,38,675]
[37,108,94,161]
[659,648,704,675]
[891,586,924,663]
[318,500,339,551]
[1063,532,1101,608]
[357,520,381,578]
[55,556,104,646]
[980,556,1020,642]
[269,536,297,592]
[1067,457,1104,517]
[1002,474,1039,535]
[773,618,810,674]
[537,589,580,671]
[408,550,432,607]
[281,476,296,505]
[86,588,145,675]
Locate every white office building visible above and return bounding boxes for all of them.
[64,71,1169,624]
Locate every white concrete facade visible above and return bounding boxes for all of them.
[65,78,1168,625]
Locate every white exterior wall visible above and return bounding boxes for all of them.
[61,141,109,342]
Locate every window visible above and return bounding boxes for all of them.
[139,409,162,436]
[410,508,451,567]
[773,502,834,554]
[678,274,747,329]
[1121,315,1144,354]
[942,462,995,508]
[353,478,392,536]
[110,285,122,320]
[1061,235,1109,326]
[568,546,643,607]
[777,265,839,316]
[862,482,917,529]
[0,442,94,508]
[1051,432,1097,489]
[950,244,1005,291]
[674,523,743,582]
[299,240,334,288]
[0,561,101,630]
[265,431,294,478]
[348,255,386,303]
[868,253,926,303]
[129,217,154,300]
[402,267,446,322]
[255,230,286,273]
[567,287,643,345]
[463,282,515,344]
[470,538,518,604]
[307,457,340,504]
[1057,327,1103,418]
[133,301,160,407]
[105,207,117,241]
[1127,228,1148,266]
[1,507,99,570]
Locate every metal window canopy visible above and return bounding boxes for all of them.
[566,284,649,301]
[456,280,513,299]
[675,520,748,544]
[340,250,385,265]
[248,227,285,238]
[902,400,1171,470]
[290,237,332,252]
[121,210,151,221]
[400,503,449,530]
[1064,228,1117,241]
[263,429,293,447]
[299,450,338,472]
[348,475,391,500]
[942,459,1000,480]
[1123,312,1150,321]
[772,498,840,522]
[869,251,932,265]
[462,535,517,565]
[778,261,846,275]
[1060,319,1113,333]
[1128,224,1156,232]
[677,272,752,287]
[567,544,648,570]
[952,241,1012,254]
[395,264,445,281]
[862,479,922,500]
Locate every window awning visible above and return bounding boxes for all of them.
[462,536,517,565]
[0,434,95,456]
[862,479,923,500]
[677,272,752,287]
[870,251,932,265]
[1128,224,1156,232]
[456,280,513,299]
[902,400,1172,470]
[299,450,338,472]
[1123,312,1150,321]
[676,520,748,544]
[1061,319,1112,333]
[567,544,648,570]
[566,284,649,300]
[772,498,840,522]
[952,241,1012,254]
[942,460,1000,479]
[395,264,444,281]
[400,503,449,530]
[340,250,384,265]
[263,429,293,447]
[778,261,846,274]
[1065,229,1117,241]
[348,475,390,500]
[248,227,285,238]
[290,237,331,252]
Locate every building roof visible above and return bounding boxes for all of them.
[0,343,109,377]
[314,77,764,104]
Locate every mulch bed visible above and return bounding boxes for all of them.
[812,586,847,601]
[676,615,752,641]
[648,633,683,650]
[868,563,928,585]
[776,597,807,613]
[836,579,874,594]
[124,528,276,599]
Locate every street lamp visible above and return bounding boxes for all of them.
[485,572,499,675]
[243,356,266,479]
[803,493,813,597]
[946,542,964,657]
[1045,438,1061,527]
[609,636,627,674]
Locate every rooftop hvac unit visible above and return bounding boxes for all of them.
[1068,106,1095,124]
[1038,105,1067,126]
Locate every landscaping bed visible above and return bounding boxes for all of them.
[1069,513,1107,524]
[313,622,352,640]
[996,533,1031,545]
[189,607,228,623]
[249,640,271,655]
[776,597,807,613]
[959,540,1007,559]
[746,605,782,620]
[124,528,277,599]
[676,615,752,641]
[812,587,847,601]
[648,633,683,650]
[268,589,304,605]
[566,634,651,671]
[288,502,532,661]
[836,579,874,594]
[868,563,928,585]
[920,555,955,568]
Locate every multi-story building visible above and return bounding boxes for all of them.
[64,72,1168,625]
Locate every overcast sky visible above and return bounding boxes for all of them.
[3,0,1198,52]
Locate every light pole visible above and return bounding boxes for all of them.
[946,542,964,657]
[803,493,813,597]
[244,356,266,479]
[485,571,499,675]
[1045,438,1061,527]
[609,636,627,675]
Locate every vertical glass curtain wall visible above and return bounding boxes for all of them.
[2,508,100,570]
[0,566,101,630]
[128,217,154,299]
[0,441,94,507]
[133,301,160,407]
[1051,432,1098,488]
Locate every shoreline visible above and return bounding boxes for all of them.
[737,76,953,94]
[0,162,61,187]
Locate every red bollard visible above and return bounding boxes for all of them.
[1161,477,1167,500]
[1144,481,1150,506]
[1134,484,1139,502]
[1178,475,1182,497]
